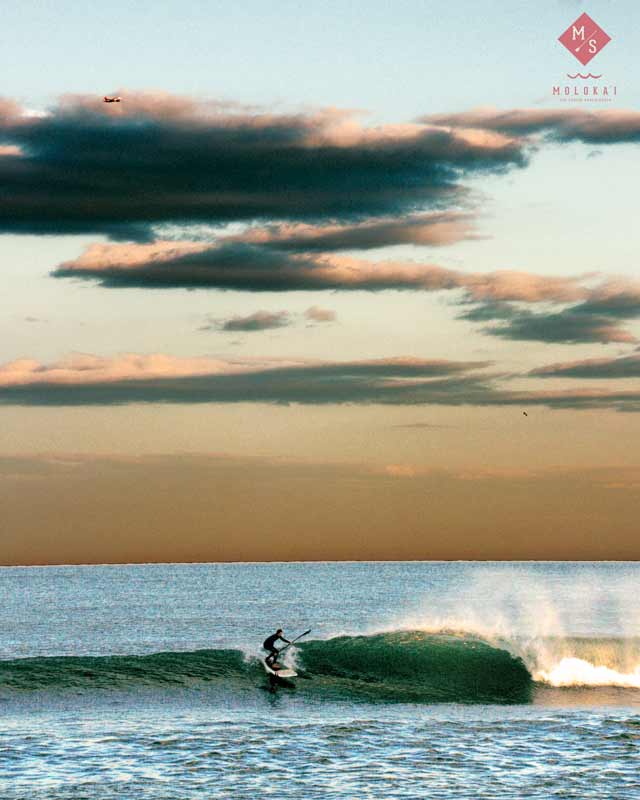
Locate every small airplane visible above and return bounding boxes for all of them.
[103,96,122,103]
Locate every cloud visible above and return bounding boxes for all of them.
[531,353,640,379]
[1,351,640,412]
[582,282,640,318]
[0,353,486,387]
[238,212,478,251]
[460,271,583,303]
[471,307,637,345]
[2,97,638,243]
[384,464,418,478]
[201,307,334,332]
[510,388,640,413]
[420,108,640,144]
[49,235,640,343]
[51,241,465,291]
[207,310,291,332]
[0,353,243,385]
[0,93,525,239]
[460,300,518,322]
[53,239,588,298]
[0,352,493,406]
[305,306,336,323]
[461,281,640,344]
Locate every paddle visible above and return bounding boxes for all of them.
[279,629,311,655]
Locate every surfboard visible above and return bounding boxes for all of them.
[262,659,297,678]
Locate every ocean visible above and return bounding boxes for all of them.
[1,561,639,799]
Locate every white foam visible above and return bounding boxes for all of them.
[536,657,640,688]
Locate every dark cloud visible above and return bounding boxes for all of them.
[52,240,465,291]
[2,352,640,412]
[485,309,635,344]
[421,109,640,144]
[578,285,640,319]
[4,98,638,249]
[531,353,640,379]
[0,372,493,407]
[53,238,589,298]
[0,354,492,407]
[515,390,640,413]
[459,300,519,322]
[54,242,339,290]
[0,93,525,239]
[0,222,156,242]
[461,285,640,345]
[209,310,291,332]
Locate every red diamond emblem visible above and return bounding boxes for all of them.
[558,13,611,65]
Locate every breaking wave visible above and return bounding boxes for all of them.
[297,631,532,703]
[1,631,639,703]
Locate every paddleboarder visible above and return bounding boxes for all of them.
[263,629,291,668]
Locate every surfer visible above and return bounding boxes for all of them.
[262,629,290,668]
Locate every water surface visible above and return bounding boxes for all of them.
[1,562,639,798]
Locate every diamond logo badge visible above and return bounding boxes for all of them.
[558,13,611,65]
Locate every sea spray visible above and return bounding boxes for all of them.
[382,566,640,688]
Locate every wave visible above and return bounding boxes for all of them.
[297,631,532,703]
[0,649,256,691]
[2,631,639,703]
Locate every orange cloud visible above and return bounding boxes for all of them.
[1,351,640,412]
[54,239,590,302]
[421,108,640,143]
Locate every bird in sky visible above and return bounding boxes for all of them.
[103,96,122,103]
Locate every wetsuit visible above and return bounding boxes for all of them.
[263,633,289,666]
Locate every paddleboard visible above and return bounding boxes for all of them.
[262,659,297,678]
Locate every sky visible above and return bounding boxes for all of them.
[1,0,639,563]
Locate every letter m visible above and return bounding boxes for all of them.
[572,25,585,40]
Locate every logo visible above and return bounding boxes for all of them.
[558,13,611,65]
[552,13,616,102]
